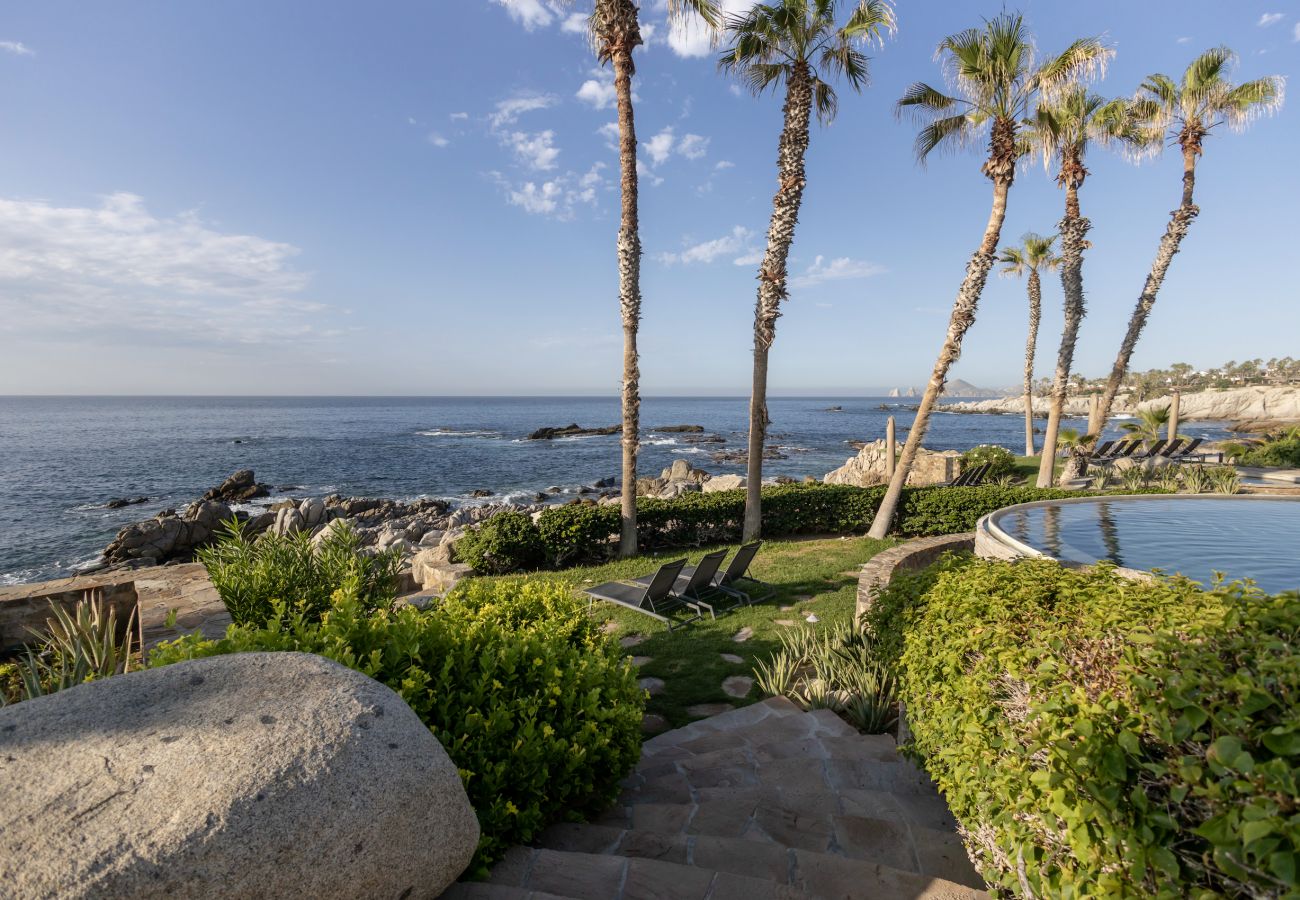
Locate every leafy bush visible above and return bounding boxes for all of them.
[880,557,1300,897]
[894,485,1079,537]
[535,502,620,567]
[959,443,1018,480]
[1225,434,1300,468]
[198,520,400,626]
[455,510,546,574]
[149,578,642,874]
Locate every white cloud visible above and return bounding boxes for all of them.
[789,255,885,289]
[576,69,618,109]
[1294,22,1300,41]
[729,84,743,97]
[492,163,606,220]
[0,193,335,345]
[644,127,676,165]
[450,112,469,121]
[1176,36,1192,44]
[664,0,751,57]
[657,226,756,265]
[490,0,562,31]
[1258,12,1284,26]
[503,129,560,170]
[489,93,556,129]
[0,41,34,56]
[561,12,590,34]
[677,133,709,159]
[428,132,450,148]
[597,121,621,150]
[640,22,658,44]
[715,160,735,170]
[733,250,763,266]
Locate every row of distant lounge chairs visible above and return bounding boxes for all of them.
[1083,437,1209,465]
[582,542,775,631]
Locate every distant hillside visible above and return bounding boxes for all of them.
[888,379,1007,399]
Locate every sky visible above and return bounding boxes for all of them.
[0,0,1296,396]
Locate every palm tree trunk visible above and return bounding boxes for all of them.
[743,67,812,543]
[1038,205,1089,487]
[1023,270,1041,456]
[1086,147,1200,441]
[867,173,1012,539]
[613,45,641,557]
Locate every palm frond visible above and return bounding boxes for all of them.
[1033,36,1112,100]
[842,0,896,48]
[813,78,839,123]
[913,113,974,163]
[1183,45,1235,92]
[1219,75,1286,130]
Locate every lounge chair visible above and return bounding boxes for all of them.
[631,549,730,619]
[949,463,988,487]
[1157,438,1185,458]
[1087,440,1116,461]
[583,558,701,631]
[649,542,775,608]
[1169,437,1206,462]
[1132,439,1169,460]
[1100,440,1141,463]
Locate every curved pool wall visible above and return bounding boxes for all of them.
[975,494,1300,593]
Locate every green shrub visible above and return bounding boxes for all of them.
[198,520,399,626]
[894,485,1078,537]
[1226,436,1300,468]
[149,578,642,875]
[455,510,546,574]
[535,503,620,567]
[885,557,1300,897]
[959,443,1018,480]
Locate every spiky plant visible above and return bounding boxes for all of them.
[999,232,1061,455]
[1025,87,1144,486]
[1087,49,1284,441]
[8,591,139,704]
[868,13,1110,539]
[583,0,721,556]
[720,0,896,541]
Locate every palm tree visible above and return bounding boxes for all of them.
[1119,405,1178,448]
[1025,87,1135,487]
[866,13,1109,539]
[1085,48,1283,442]
[998,232,1060,456]
[585,0,719,556]
[720,0,896,542]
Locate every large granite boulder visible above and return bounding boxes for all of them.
[703,474,746,493]
[101,499,235,565]
[202,469,270,503]
[823,439,961,487]
[0,652,479,899]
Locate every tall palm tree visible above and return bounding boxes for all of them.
[721,0,896,542]
[1025,87,1134,486]
[1085,48,1283,442]
[586,0,719,556]
[867,13,1109,539]
[998,232,1060,456]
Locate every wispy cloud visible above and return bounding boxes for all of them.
[641,126,709,167]
[1294,22,1300,41]
[656,225,757,265]
[576,68,626,110]
[1176,36,1192,44]
[490,163,606,220]
[502,129,560,170]
[428,132,450,148]
[489,93,556,129]
[489,0,562,31]
[1258,12,1284,27]
[790,255,885,289]
[0,40,34,56]
[560,12,589,34]
[0,193,339,345]
[644,127,676,165]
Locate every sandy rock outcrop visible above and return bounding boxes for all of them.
[0,652,479,899]
[823,439,961,487]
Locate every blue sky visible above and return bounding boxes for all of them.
[0,0,1295,395]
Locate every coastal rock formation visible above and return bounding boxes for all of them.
[703,474,746,492]
[0,652,479,899]
[652,424,705,433]
[101,499,235,565]
[943,386,1300,427]
[823,439,960,487]
[202,468,270,502]
[104,496,149,509]
[527,423,620,440]
[636,459,713,498]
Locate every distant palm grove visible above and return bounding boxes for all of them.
[580,0,1283,551]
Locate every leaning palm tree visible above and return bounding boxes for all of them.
[1085,48,1283,443]
[721,0,896,542]
[585,0,719,556]
[998,232,1060,456]
[1025,87,1136,486]
[867,13,1109,539]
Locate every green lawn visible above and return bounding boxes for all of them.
[1012,454,1062,483]
[482,534,893,728]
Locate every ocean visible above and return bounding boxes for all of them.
[0,395,1238,585]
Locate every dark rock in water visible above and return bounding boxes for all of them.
[594,477,616,488]
[653,425,704,433]
[102,500,235,566]
[711,447,787,464]
[545,485,563,494]
[469,489,494,498]
[232,439,243,444]
[104,496,149,510]
[527,423,621,440]
[682,433,726,444]
[203,469,270,503]
[823,406,843,412]
[531,492,550,502]
[275,484,301,492]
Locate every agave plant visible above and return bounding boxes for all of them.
[1120,465,1152,492]
[1206,466,1240,494]
[1156,466,1183,492]
[1181,464,1213,493]
[7,591,139,704]
[753,648,802,697]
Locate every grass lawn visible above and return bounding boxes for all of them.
[483,534,893,729]
[1012,454,1062,483]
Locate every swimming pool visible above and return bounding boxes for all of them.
[978,495,1300,593]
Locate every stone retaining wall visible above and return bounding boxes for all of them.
[0,573,139,653]
[855,533,975,624]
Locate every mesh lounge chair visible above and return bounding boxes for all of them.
[1157,438,1185,458]
[1099,440,1141,463]
[650,542,775,608]
[631,549,730,619]
[1169,437,1205,462]
[949,463,989,487]
[1133,439,1169,460]
[1087,440,1117,461]
[583,558,701,631]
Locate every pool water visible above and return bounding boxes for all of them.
[990,496,1300,593]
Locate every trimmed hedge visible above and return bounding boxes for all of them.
[455,510,546,574]
[463,483,1167,573]
[870,557,1300,897]
[959,443,1018,480]
[149,579,643,875]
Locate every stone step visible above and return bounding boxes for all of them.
[640,698,846,759]
[441,883,579,900]
[538,808,982,890]
[479,846,984,900]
